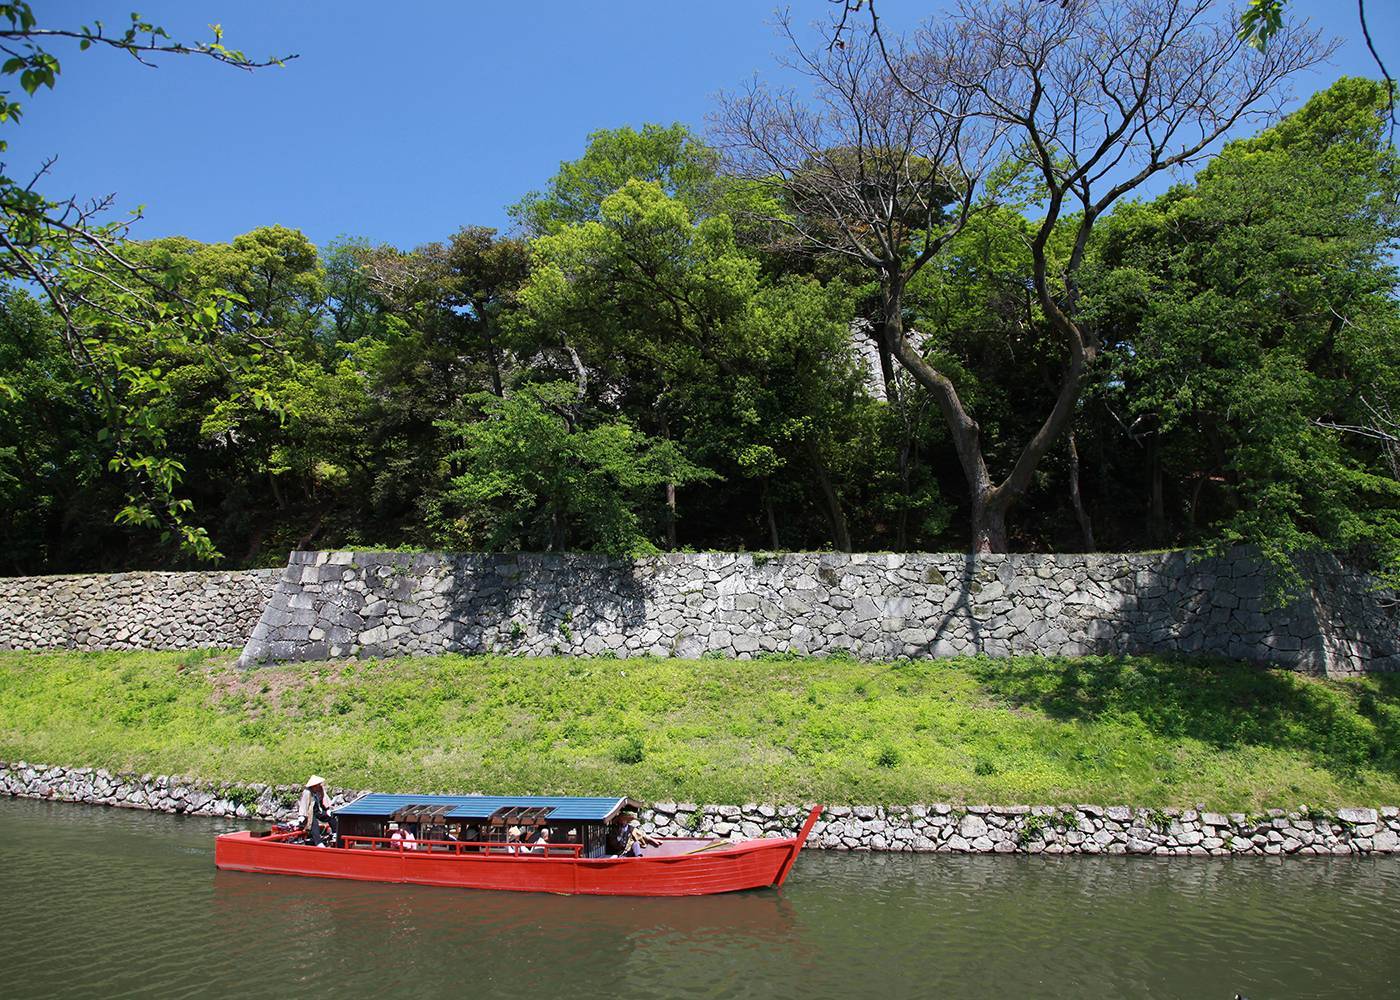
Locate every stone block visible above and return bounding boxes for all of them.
[1337,808,1378,825]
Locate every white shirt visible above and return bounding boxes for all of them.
[297,787,326,825]
[391,829,418,851]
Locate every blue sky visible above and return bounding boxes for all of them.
[12,1,1398,252]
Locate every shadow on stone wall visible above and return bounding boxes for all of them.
[1079,550,1400,677]
[914,553,984,657]
[444,554,650,655]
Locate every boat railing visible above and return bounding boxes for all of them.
[339,835,584,858]
[260,830,303,843]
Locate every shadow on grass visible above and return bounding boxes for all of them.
[968,656,1400,782]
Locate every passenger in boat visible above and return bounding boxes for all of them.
[529,824,552,855]
[610,812,661,857]
[505,825,524,854]
[389,822,418,851]
[296,775,336,847]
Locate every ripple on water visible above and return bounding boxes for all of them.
[1,799,1397,999]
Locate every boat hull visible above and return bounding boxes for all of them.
[215,831,809,896]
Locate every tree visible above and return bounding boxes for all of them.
[0,287,112,571]
[81,227,329,561]
[359,226,530,399]
[1089,77,1400,584]
[720,0,1328,552]
[434,382,712,555]
[511,123,725,237]
[0,3,292,559]
[321,237,385,345]
[520,178,873,550]
[833,0,1392,126]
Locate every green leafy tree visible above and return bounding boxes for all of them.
[511,123,725,237]
[358,226,530,398]
[70,227,326,562]
[1089,77,1400,584]
[522,178,875,550]
[0,287,113,570]
[0,3,291,559]
[434,382,713,554]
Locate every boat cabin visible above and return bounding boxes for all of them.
[332,793,645,858]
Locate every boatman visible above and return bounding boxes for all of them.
[296,775,336,847]
[611,812,661,857]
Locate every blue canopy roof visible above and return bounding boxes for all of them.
[333,793,630,822]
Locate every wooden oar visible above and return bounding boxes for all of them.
[684,839,732,854]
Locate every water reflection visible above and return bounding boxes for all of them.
[2,798,1397,999]
[209,868,802,993]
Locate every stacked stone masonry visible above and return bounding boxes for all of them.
[239,550,1398,676]
[4,762,1397,857]
[0,569,280,651]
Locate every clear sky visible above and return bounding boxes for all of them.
[12,0,1398,252]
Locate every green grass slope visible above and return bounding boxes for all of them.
[2,650,1398,810]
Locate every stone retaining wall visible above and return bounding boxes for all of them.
[239,550,1398,676]
[4,761,1397,857]
[0,761,361,821]
[0,569,280,651]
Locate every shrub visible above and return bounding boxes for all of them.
[614,734,645,765]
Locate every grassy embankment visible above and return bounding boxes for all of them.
[2,650,1398,810]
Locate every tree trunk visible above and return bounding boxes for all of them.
[664,483,677,550]
[1149,439,1166,546]
[875,336,900,406]
[1067,430,1096,551]
[895,420,913,551]
[762,477,780,550]
[484,328,504,398]
[659,408,676,550]
[883,267,1093,556]
[1188,473,1206,530]
[807,440,852,552]
[882,282,1001,552]
[970,494,1008,554]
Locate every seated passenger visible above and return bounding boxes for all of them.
[529,824,552,855]
[505,825,524,854]
[388,822,418,851]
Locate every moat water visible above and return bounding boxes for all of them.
[1,797,1397,999]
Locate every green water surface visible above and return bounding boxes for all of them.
[1,797,1396,999]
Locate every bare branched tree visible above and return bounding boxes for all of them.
[719,0,1330,552]
[1317,396,1400,480]
[714,11,993,521]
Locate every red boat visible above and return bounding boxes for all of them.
[215,793,823,897]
